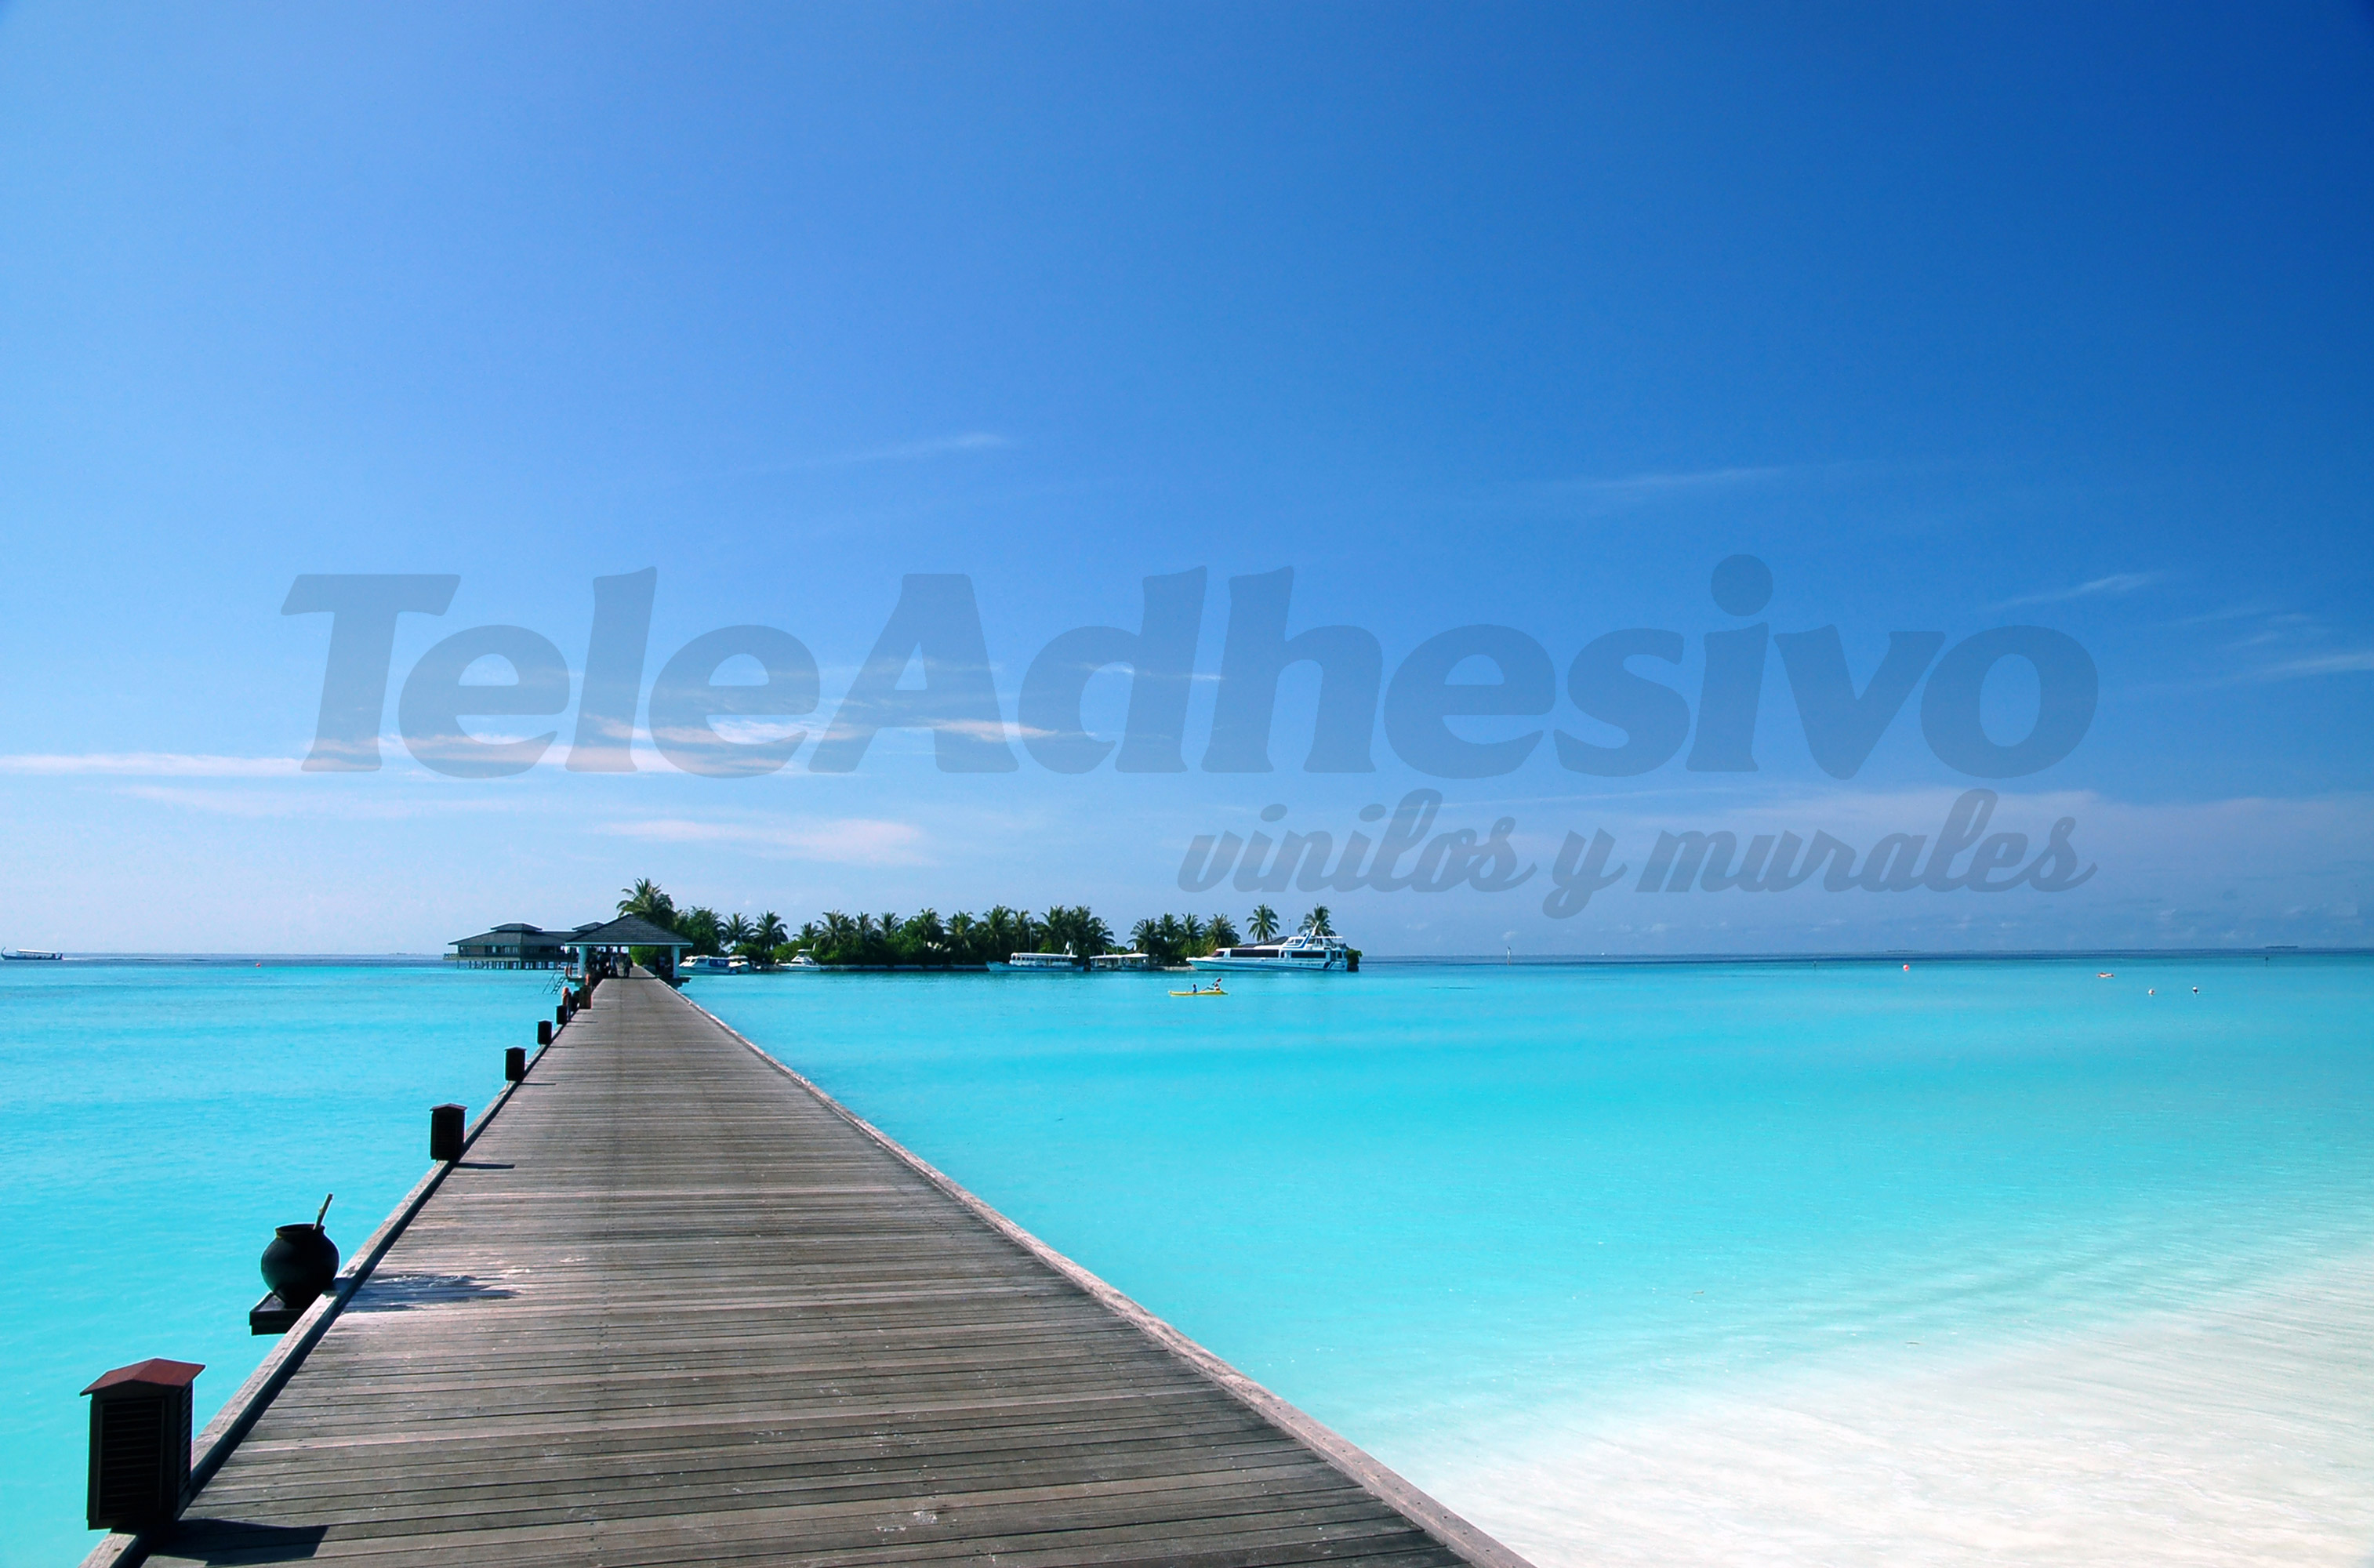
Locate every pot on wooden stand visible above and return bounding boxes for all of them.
[260,1194,340,1312]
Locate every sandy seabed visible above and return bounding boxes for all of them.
[1435,1251,2374,1567]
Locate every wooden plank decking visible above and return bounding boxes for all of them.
[112,974,1526,1568]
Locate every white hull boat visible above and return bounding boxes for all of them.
[1186,934,1353,973]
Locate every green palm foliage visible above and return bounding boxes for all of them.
[619,877,677,927]
[596,886,1299,973]
[677,905,723,955]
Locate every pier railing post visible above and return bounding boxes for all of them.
[82,1359,202,1532]
[538,1019,553,1047]
[429,1103,466,1163]
[505,1046,526,1082]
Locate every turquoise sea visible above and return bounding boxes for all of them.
[5,955,2371,1566]
[0,961,553,1568]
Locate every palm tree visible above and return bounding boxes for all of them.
[1039,906,1112,959]
[755,911,789,951]
[1301,906,1334,937]
[898,909,948,966]
[1180,913,1207,956]
[619,877,677,927]
[678,905,723,954]
[1207,913,1240,949]
[982,906,1022,960]
[1248,904,1280,942]
[723,913,754,950]
[1130,918,1160,961]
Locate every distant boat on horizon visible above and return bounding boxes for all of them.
[3,948,63,960]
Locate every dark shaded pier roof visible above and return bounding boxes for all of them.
[446,923,572,960]
[561,914,692,952]
[96,974,1523,1568]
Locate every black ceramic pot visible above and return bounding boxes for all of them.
[260,1224,340,1310]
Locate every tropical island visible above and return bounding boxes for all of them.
[613,878,1339,970]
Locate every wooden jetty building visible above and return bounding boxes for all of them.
[448,917,694,979]
[445,922,575,970]
[88,972,1526,1568]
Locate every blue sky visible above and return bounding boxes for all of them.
[2,2,2369,953]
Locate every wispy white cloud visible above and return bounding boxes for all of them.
[114,785,522,818]
[0,752,300,777]
[1512,459,1901,514]
[2170,601,2278,627]
[2256,649,2374,679]
[1534,464,1802,501]
[1989,572,2162,612]
[601,816,930,866]
[730,432,1010,477]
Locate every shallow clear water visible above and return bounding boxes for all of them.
[5,956,2369,1565]
[695,955,2374,1563]
[0,962,551,1568]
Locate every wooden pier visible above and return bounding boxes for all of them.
[96,973,1527,1568]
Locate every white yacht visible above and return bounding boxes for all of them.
[1187,932,1355,973]
[1004,950,1077,971]
[683,953,752,975]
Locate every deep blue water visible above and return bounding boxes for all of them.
[5,954,2369,1565]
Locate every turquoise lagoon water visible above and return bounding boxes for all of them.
[0,962,554,1568]
[5,955,2371,1564]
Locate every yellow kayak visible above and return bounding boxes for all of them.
[1170,985,1227,996]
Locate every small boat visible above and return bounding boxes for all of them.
[1170,983,1227,997]
[1004,951,1077,971]
[682,953,752,975]
[2,949,62,960]
[784,951,822,969]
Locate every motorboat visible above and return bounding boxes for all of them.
[2,949,62,960]
[1186,932,1354,973]
[683,953,752,975]
[1004,951,1076,971]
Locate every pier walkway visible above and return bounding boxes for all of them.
[117,974,1525,1568]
